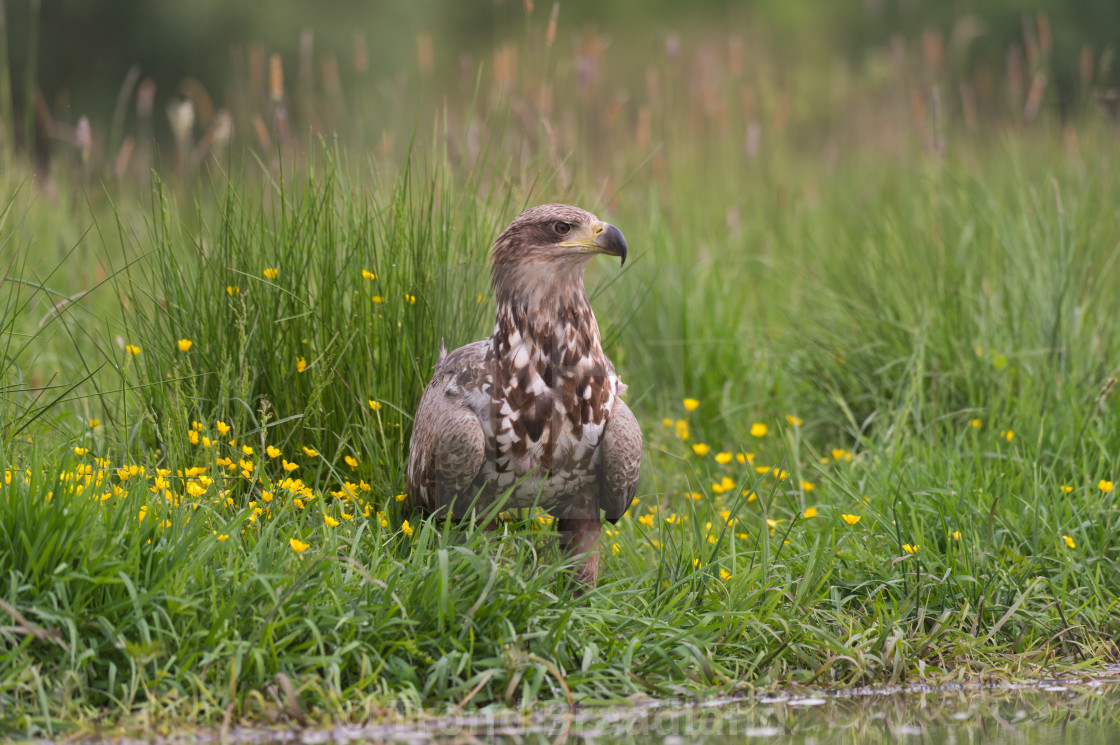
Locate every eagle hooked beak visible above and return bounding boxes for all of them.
[560,221,629,266]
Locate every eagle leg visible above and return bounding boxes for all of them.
[557,516,601,591]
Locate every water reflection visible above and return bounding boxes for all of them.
[138,674,1120,745]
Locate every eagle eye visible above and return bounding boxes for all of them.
[553,221,571,236]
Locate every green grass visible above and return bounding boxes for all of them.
[4,100,1120,737]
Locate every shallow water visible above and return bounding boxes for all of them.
[77,669,1120,745]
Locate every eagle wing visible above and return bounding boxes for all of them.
[406,341,489,515]
[599,397,642,522]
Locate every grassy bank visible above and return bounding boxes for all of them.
[4,19,1120,735]
[4,126,1120,736]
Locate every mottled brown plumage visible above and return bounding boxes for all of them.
[406,204,643,587]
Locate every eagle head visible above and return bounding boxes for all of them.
[489,204,627,305]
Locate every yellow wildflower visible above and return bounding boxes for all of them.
[188,429,199,445]
[296,356,308,373]
[683,398,700,411]
[344,455,358,468]
[266,445,281,458]
[216,421,231,436]
[1063,535,1076,549]
[662,418,673,427]
[324,515,340,527]
[216,534,229,542]
[395,492,408,502]
[719,568,731,581]
[125,344,141,356]
[638,513,654,527]
[178,338,193,352]
[88,418,101,429]
[282,459,299,472]
[302,447,318,457]
[674,419,689,441]
[361,270,377,280]
[736,452,753,464]
[1059,484,1073,493]
[73,446,88,456]
[714,452,732,464]
[1099,480,1114,493]
[1000,430,1014,442]
[226,285,240,296]
[242,445,254,456]
[801,480,815,492]
[951,530,961,541]
[902,544,920,554]
[290,538,310,553]
[372,296,385,304]
[750,422,768,437]
[831,448,852,462]
[841,514,861,525]
[263,267,279,279]
[368,399,381,411]
[785,414,802,427]
[803,507,818,519]
[968,418,982,429]
[692,443,711,456]
[711,476,735,495]
[401,519,413,537]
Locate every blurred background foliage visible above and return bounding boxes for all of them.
[1,0,1118,168]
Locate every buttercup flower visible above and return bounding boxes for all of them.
[1063,535,1076,549]
[178,338,193,352]
[750,422,767,437]
[803,507,818,518]
[263,267,279,279]
[290,538,310,553]
[692,443,711,456]
[841,514,861,525]
[125,344,141,356]
[683,398,700,411]
[786,414,802,426]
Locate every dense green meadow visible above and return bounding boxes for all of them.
[3,16,1120,736]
